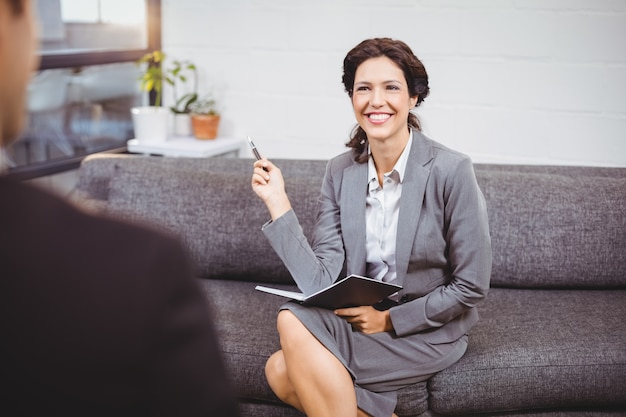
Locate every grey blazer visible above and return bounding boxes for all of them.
[263,131,492,344]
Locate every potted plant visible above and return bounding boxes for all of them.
[132,50,169,143]
[166,59,198,136]
[189,95,221,140]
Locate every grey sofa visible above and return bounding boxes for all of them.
[74,153,626,417]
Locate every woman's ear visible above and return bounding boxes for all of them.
[410,96,419,108]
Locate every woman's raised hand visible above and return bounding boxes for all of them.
[251,159,292,221]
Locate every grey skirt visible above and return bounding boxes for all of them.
[281,302,468,417]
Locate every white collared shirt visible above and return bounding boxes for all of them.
[365,133,413,284]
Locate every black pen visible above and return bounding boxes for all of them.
[247,136,269,172]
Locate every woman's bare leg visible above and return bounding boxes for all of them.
[265,350,304,412]
[267,355,398,417]
[265,311,399,417]
[269,310,357,417]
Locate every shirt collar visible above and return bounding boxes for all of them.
[367,129,413,185]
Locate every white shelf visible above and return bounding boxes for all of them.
[127,136,244,158]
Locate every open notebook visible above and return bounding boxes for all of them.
[255,274,402,310]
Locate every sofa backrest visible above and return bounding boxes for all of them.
[76,155,626,289]
[475,164,625,289]
[76,155,325,284]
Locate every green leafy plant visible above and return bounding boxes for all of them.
[136,50,166,107]
[166,60,198,114]
[189,95,219,116]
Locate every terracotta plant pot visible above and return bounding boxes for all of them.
[191,114,220,140]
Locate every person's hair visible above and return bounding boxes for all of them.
[5,0,24,15]
[342,38,430,163]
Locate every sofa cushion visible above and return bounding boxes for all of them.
[237,402,303,417]
[428,288,626,415]
[198,279,285,401]
[476,169,626,288]
[105,160,323,284]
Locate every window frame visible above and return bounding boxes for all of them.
[7,0,161,181]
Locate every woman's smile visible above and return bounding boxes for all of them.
[352,56,417,145]
[366,112,393,124]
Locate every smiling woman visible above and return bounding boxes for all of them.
[351,56,418,171]
[251,37,491,417]
[343,38,430,164]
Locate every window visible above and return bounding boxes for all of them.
[40,0,148,54]
[5,0,161,180]
[60,0,145,24]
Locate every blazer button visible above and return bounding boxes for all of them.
[400,295,410,303]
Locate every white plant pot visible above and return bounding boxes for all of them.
[173,113,192,137]
[131,106,170,143]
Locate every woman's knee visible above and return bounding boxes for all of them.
[265,351,286,382]
[276,310,306,346]
[265,351,293,398]
[277,309,311,335]
[276,309,299,332]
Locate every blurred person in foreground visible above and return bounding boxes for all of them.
[0,1,238,415]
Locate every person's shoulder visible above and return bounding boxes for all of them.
[326,149,359,175]
[410,132,473,182]
[411,132,478,187]
[415,131,473,168]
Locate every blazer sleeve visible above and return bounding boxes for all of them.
[390,157,492,337]
[262,159,345,295]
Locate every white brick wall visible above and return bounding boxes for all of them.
[162,0,626,166]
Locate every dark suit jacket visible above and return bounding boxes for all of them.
[0,177,238,416]
[264,131,492,344]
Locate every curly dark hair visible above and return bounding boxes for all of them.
[342,38,429,163]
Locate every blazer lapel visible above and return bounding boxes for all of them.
[341,161,368,276]
[395,131,434,286]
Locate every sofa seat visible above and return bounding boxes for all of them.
[430,288,626,415]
